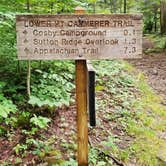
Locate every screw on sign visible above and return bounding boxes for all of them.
[16,6,143,166]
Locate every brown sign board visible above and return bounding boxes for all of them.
[16,14,142,60]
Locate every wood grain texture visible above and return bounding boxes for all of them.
[76,60,88,166]
[75,7,88,166]
[16,14,143,60]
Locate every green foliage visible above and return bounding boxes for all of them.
[92,60,166,166]
[102,135,119,153]
[29,64,75,107]
[138,0,160,33]
[0,0,166,165]
[119,65,166,166]
[0,12,16,65]
[149,34,166,51]
[16,111,31,129]
[0,94,17,118]
[13,138,52,158]
[0,95,17,135]
[13,143,28,155]
[94,60,135,111]
[27,138,51,156]
[88,147,114,165]
[59,158,77,166]
[89,147,99,165]
[30,114,51,129]
[0,10,75,161]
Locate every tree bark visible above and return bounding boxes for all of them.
[113,0,117,13]
[93,2,96,13]
[26,0,30,12]
[120,0,123,13]
[26,0,31,98]
[160,1,166,34]
[154,10,157,32]
[124,0,127,13]
[27,60,31,97]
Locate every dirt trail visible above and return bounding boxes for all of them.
[126,37,166,165]
[128,37,166,103]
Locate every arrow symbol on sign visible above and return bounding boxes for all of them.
[24,48,30,54]
[23,30,28,35]
[24,39,28,43]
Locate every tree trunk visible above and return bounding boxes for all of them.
[26,0,31,98]
[160,1,166,34]
[124,0,127,13]
[113,0,117,13]
[120,0,123,13]
[27,60,31,97]
[93,2,96,13]
[154,10,157,32]
[26,0,30,12]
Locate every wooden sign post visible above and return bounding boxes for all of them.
[75,7,88,166]
[16,9,143,165]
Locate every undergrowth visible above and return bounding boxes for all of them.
[144,34,166,53]
[90,60,166,166]
[0,14,165,165]
[126,71,166,165]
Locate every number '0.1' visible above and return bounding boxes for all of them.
[124,29,136,36]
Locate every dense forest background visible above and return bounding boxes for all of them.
[0,0,166,165]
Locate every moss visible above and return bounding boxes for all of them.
[119,62,166,166]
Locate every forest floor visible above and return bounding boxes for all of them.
[42,37,166,165]
[126,37,166,166]
[128,37,166,102]
[0,37,166,165]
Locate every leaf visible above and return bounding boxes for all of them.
[30,115,51,129]
[0,98,17,118]
[35,69,43,73]
[0,81,6,89]
[97,161,106,166]
[95,85,104,91]
[0,105,8,118]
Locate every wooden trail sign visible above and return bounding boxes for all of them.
[16,8,143,166]
[16,14,142,60]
